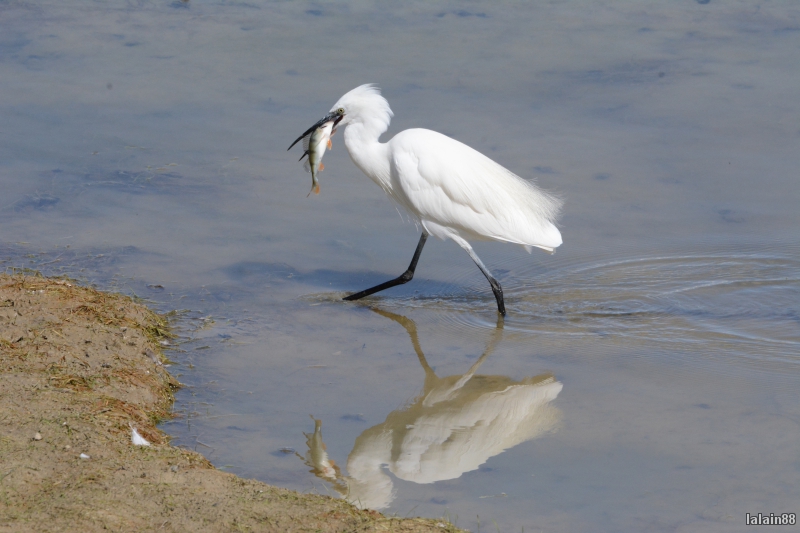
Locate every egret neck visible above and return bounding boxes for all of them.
[342,117,392,195]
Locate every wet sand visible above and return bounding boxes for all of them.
[0,273,460,532]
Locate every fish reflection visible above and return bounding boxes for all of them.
[300,309,563,510]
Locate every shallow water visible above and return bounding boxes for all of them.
[2,1,799,531]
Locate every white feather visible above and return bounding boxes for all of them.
[130,424,151,446]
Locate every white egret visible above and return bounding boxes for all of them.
[289,84,563,315]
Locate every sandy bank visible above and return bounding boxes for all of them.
[0,274,461,532]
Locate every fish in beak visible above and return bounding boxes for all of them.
[287,110,344,151]
[288,109,345,196]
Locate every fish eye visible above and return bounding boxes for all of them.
[337,107,345,115]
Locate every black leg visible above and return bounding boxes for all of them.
[343,233,428,301]
[485,274,506,316]
[463,246,506,316]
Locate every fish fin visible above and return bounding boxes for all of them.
[318,162,324,171]
[303,159,311,173]
[298,150,309,162]
[327,139,332,150]
[302,134,311,153]
[313,183,320,195]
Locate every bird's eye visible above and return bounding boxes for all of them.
[337,108,345,115]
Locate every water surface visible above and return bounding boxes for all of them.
[2,2,799,532]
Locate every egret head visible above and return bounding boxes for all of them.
[330,84,393,131]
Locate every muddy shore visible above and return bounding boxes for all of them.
[0,274,461,532]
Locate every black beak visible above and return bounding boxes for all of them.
[287,110,345,151]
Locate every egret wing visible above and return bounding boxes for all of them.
[390,129,562,251]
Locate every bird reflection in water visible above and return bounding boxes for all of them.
[300,309,563,510]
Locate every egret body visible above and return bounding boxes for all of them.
[291,85,563,315]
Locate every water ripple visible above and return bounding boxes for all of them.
[366,248,800,369]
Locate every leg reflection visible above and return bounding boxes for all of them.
[297,308,562,512]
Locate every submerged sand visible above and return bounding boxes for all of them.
[0,274,461,532]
